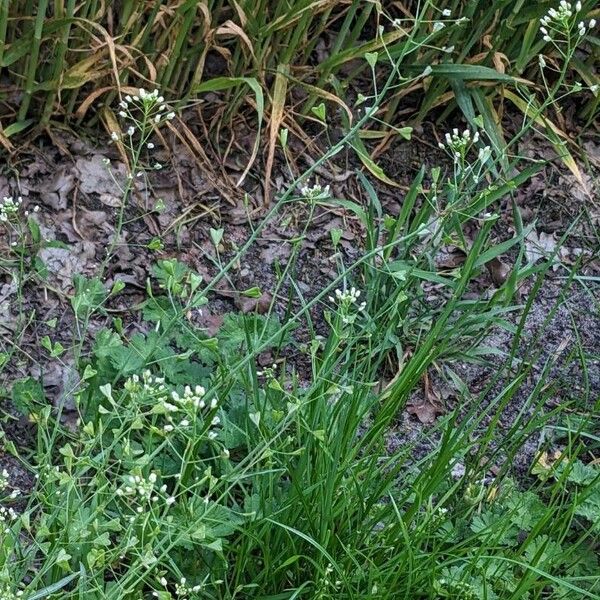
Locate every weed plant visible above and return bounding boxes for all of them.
[0,3,598,600]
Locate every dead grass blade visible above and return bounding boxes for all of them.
[264,64,289,206]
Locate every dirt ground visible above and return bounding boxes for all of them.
[0,112,598,495]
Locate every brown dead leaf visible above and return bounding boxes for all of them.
[486,257,511,286]
[525,230,557,264]
[407,371,445,424]
[195,313,224,337]
[75,154,129,206]
[235,291,272,314]
[434,245,466,269]
[406,400,444,425]
[38,242,97,290]
[264,64,289,206]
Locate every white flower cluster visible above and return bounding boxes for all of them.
[154,576,201,598]
[165,386,220,438]
[439,128,479,152]
[438,128,491,166]
[329,287,366,324]
[256,363,278,379]
[0,470,8,490]
[123,371,220,440]
[171,385,208,410]
[125,370,167,395]
[0,197,21,222]
[0,469,20,501]
[116,472,176,517]
[0,506,17,534]
[330,287,364,307]
[539,1,596,41]
[110,87,176,142]
[300,182,331,201]
[0,583,24,600]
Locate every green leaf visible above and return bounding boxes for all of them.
[241,287,262,298]
[147,237,164,251]
[12,377,44,416]
[28,216,41,243]
[365,51,379,68]
[311,102,327,122]
[27,573,81,600]
[428,63,517,82]
[71,275,107,319]
[3,119,35,137]
[55,548,72,571]
[210,227,224,247]
[474,224,534,267]
[349,135,398,187]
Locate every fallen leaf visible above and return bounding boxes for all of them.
[525,230,557,264]
[38,242,97,289]
[407,371,445,424]
[235,291,272,314]
[75,154,130,206]
[486,257,511,286]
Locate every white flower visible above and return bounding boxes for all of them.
[440,128,481,164]
[166,112,176,120]
[127,126,135,136]
[147,142,155,149]
[442,8,451,16]
[478,146,492,162]
[590,18,597,28]
[111,131,119,141]
[433,21,445,32]
[166,496,175,505]
[119,110,127,118]
[300,182,331,200]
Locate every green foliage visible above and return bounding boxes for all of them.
[0,8,597,596]
[1,241,598,598]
